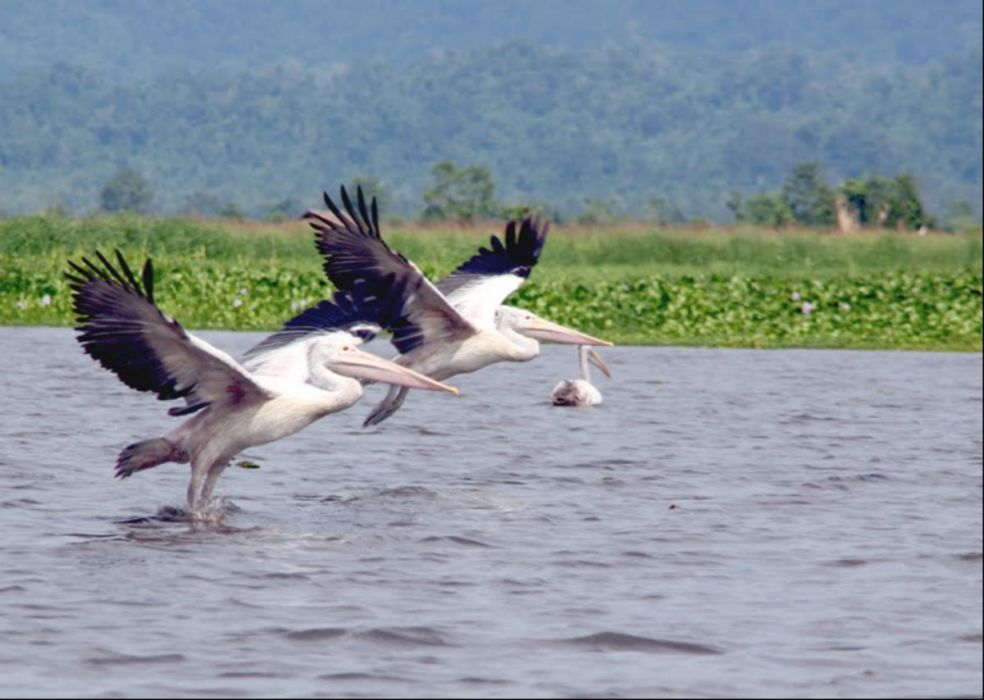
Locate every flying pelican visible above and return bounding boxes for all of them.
[302,185,612,427]
[550,345,612,407]
[66,250,458,515]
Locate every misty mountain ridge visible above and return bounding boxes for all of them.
[2,0,981,81]
[0,1,980,220]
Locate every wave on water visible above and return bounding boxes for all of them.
[420,534,494,548]
[115,499,241,525]
[283,627,348,642]
[85,651,186,666]
[559,632,723,655]
[282,626,452,648]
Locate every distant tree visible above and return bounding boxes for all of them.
[498,202,533,221]
[44,202,71,217]
[263,197,302,222]
[885,173,928,229]
[646,195,686,226]
[742,193,794,227]
[100,168,154,214]
[841,176,885,226]
[575,198,620,225]
[348,174,390,212]
[780,162,836,227]
[499,200,562,224]
[219,202,245,220]
[180,191,223,217]
[942,200,978,232]
[841,173,927,229]
[726,191,746,223]
[421,161,499,222]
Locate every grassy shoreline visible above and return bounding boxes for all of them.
[2,215,981,351]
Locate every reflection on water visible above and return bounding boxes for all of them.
[1,327,981,697]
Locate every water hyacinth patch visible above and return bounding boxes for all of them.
[509,272,982,350]
[2,256,980,351]
[0,216,979,351]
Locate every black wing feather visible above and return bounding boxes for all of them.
[68,250,270,417]
[437,215,549,296]
[244,277,402,357]
[66,250,193,400]
[303,185,475,354]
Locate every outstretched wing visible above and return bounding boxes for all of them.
[304,185,476,354]
[436,215,549,328]
[242,275,416,361]
[66,250,272,417]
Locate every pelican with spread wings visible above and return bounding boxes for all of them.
[303,185,612,427]
[67,250,457,514]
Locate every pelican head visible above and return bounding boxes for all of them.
[495,305,612,348]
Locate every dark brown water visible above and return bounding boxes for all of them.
[1,327,981,697]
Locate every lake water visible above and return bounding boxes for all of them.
[1,326,981,698]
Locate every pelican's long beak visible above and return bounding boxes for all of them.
[518,317,613,347]
[586,348,612,378]
[330,349,459,394]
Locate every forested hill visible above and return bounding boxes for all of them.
[2,36,980,221]
[2,0,980,80]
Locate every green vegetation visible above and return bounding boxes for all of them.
[731,164,933,230]
[421,162,501,222]
[1,215,980,351]
[511,273,982,350]
[99,168,155,215]
[5,1,976,83]
[1,36,979,222]
[841,173,929,229]
[730,163,838,229]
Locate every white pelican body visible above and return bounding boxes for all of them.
[304,186,613,427]
[551,345,612,407]
[395,325,531,380]
[67,251,457,514]
[551,380,602,406]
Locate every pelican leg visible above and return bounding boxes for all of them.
[199,459,231,506]
[187,459,209,513]
[363,385,409,428]
[186,454,234,518]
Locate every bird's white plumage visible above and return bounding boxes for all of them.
[550,346,611,407]
[68,250,456,516]
[444,274,526,330]
[307,186,612,427]
[550,379,603,406]
[244,330,357,384]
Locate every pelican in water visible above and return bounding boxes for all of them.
[302,185,612,427]
[550,345,612,407]
[66,250,458,514]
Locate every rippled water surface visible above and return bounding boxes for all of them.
[1,327,981,698]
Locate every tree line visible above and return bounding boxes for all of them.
[726,163,941,231]
[94,159,977,233]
